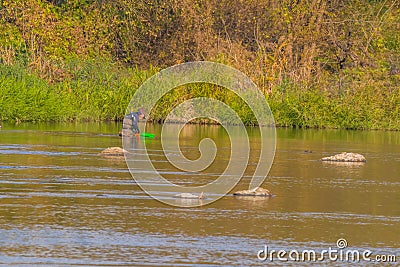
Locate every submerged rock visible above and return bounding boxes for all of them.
[119,129,138,137]
[321,152,366,162]
[322,161,365,166]
[100,147,127,158]
[233,187,272,197]
[174,192,205,199]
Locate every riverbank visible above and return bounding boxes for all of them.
[1,61,399,130]
[1,1,400,130]
[0,123,399,265]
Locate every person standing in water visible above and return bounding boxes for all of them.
[122,108,146,136]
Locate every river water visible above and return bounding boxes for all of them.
[0,122,399,266]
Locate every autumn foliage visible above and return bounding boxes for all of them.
[0,0,399,128]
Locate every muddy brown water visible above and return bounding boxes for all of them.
[0,122,399,266]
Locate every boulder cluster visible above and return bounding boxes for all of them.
[321,152,366,162]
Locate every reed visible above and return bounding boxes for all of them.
[1,61,400,130]
[0,60,155,122]
[266,72,400,130]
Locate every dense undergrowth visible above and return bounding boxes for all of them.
[1,0,400,129]
[1,60,399,130]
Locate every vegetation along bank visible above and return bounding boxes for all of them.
[1,0,399,129]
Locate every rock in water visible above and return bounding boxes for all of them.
[233,187,272,197]
[321,152,366,162]
[174,192,205,199]
[119,129,138,137]
[100,147,127,158]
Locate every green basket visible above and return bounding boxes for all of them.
[140,132,155,138]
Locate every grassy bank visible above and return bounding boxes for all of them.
[1,61,399,130]
[1,1,400,129]
[267,70,400,130]
[0,61,155,122]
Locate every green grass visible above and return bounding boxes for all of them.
[0,60,155,122]
[1,61,400,130]
[266,74,400,130]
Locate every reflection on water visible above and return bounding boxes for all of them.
[0,122,399,266]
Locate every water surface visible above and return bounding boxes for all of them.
[0,122,399,266]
